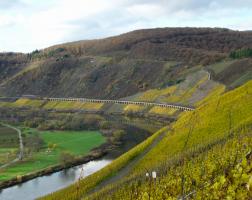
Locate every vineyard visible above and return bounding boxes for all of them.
[0,70,221,118]
[0,125,19,166]
[1,26,252,200]
[0,60,251,199]
[40,80,252,200]
[87,133,251,200]
[39,127,168,200]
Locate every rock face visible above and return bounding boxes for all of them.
[0,27,252,98]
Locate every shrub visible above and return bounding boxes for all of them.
[60,151,76,166]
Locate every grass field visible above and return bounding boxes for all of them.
[0,129,105,182]
[40,130,106,155]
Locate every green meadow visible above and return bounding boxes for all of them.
[0,129,105,182]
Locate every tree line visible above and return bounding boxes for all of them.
[229,48,252,59]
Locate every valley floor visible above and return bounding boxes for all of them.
[0,128,105,183]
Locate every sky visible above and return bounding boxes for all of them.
[0,0,252,53]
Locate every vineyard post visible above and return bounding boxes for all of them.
[77,166,84,197]
[152,171,157,199]
[145,171,152,200]
[228,108,233,137]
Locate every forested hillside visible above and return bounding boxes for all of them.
[1,27,252,98]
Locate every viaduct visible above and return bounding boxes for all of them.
[44,97,195,111]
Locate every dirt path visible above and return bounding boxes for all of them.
[87,129,167,195]
[0,124,23,169]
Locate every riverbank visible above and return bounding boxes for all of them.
[0,128,106,188]
[0,109,163,194]
[0,145,107,190]
[0,119,156,191]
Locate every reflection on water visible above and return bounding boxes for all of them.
[0,159,111,200]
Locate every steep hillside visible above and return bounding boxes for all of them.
[0,53,29,88]
[41,80,252,200]
[207,58,252,88]
[1,27,252,98]
[0,69,222,119]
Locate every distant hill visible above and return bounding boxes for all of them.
[0,27,252,98]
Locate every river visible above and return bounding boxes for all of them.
[0,115,163,200]
[0,159,111,200]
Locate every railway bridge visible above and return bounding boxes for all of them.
[44,97,195,111]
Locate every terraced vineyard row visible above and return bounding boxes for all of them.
[41,80,252,200]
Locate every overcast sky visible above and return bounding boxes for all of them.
[0,0,252,52]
